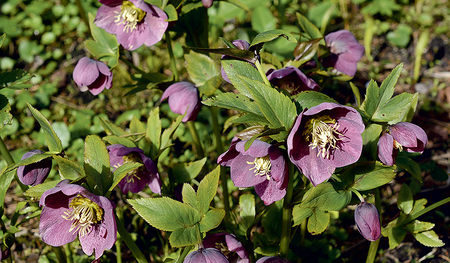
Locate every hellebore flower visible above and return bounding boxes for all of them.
[323,30,364,77]
[221,40,252,83]
[17,150,52,186]
[94,0,168,51]
[39,180,116,260]
[287,102,365,186]
[160,81,201,122]
[184,248,229,263]
[378,122,428,166]
[202,0,213,8]
[107,144,161,194]
[256,256,290,263]
[218,139,288,205]
[203,233,249,263]
[354,202,381,241]
[73,57,113,95]
[266,66,320,94]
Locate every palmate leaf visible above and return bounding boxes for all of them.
[172,157,207,184]
[197,166,220,216]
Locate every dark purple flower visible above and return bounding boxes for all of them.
[266,66,320,94]
[202,0,213,8]
[203,233,249,263]
[94,0,168,51]
[218,139,288,205]
[184,248,229,263]
[221,40,252,83]
[323,30,364,77]
[39,180,116,260]
[355,202,381,241]
[377,122,427,166]
[256,256,290,263]
[160,81,201,122]
[287,102,365,186]
[73,57,113,95]
[107,144,161,194]
[17,150,52,186]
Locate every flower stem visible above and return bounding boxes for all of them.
[115,208,124,263]
[254,60,271,86]
[187,121,204,158]
[176,245,193,263]
[349,188,365,203]
[366,188,381,263]
[115,213,148,263]
[279,162,295,258]
[53,246,67,263]
[64,244,73,263]
[401,196,450,225]
[119,56,147,75]
[165,31,179,82]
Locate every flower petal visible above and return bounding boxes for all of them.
[378,132,395,166]
[230,154,267,187]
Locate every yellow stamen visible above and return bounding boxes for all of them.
[247,155,271,180]
[303,115,343,159]
[62,194,104,237]
[393,139,403,152]
[114,1,146,33]
[115,153,144,183]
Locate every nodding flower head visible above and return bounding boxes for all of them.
[355,202,381,241]
[160,81,202,122]
[73,57,113,95]
[266,66,320,95]
[17,150,52,186]
[203,233,249,263]
[184,248,229,263]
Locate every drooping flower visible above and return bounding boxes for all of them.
[266,66,320,94]
[256,256,290,263]
[377,122,428,166]
[73,57,113,95]
[218,139,288,205]
[221,40,252,83]
[203,233,249,263]
[202,0,213,8]
[17,150,52,186]
[107,144,161,194]
[94,0,168,51]
[184,248,229,263]
[160,81,201,122]
[287,102,365,186]
[323,30,364,77]
[354,202,381,241]
[39,180,116,260]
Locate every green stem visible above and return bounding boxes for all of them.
[64,244,73,263]
[366,188,381,263]
[165,31,179,82]
[0,137,14,166]
[187,121,204,158]
[176,245,193,263]
[279,162,295,257]
[53,246,67,263]
[115,213,148,263]
[119,56,146,75]
[254,60,271,86]
[402,196,450,225]
[115,208,124,263]
[349,188,365,203]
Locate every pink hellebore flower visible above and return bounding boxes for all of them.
[203,233,249,263]
[73,57,113,95]
[39,180,116,260]
[377,122,427,166]
[256,256,290,263]
[266,66,320,94]
[354,202,381,241]
[202,0,213,8]
[324,30,364,77]
[184,248,229,263]
[287,102,365,186]
[160,81,202,122]
[221,40,252,83]
[94,0,168,51]
[17,150,51,186]
[107,144,161,194]
[218,139,288,205]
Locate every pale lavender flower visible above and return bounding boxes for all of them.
[94,0,168,51]
[17,150,51,186]
[107,144,161,194]
[287,102,365,186]
[203,233,249,263]
[355,202,381,241]
[202,0,213,8]
[160,81,201,122]
[218,139,288,205]
[39,180,116,260]
[266,66,320,94]
[221,40,252,83]
[377,122,427,166]
[184,248,229,263]
[73,57,113,95]
[256,256,290,263]
[324,30,364,77]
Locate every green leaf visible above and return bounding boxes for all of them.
[360,79,379,118]
[163,4,178,22]
[292,38,321,67]
[250,29,298,49]
[128,197,202,231]
[160,115,183,152]
[199,209,225,233]
[103,135,136,148]
[0,69,33,89]
[188,47,255,62]
[24,180,60,199]
[413,230,444,247]
[197,166,220,216]
[185,51,219,86]
[387,24,412,48]
[372,92,416,123]
[378,64,403,107]
[251,6,277,33]
[231,113,271,126]
[349,82,362,108]
[293,91,338,111]
[182,183,200,211]
[99,117,127,136]
[147,107,162,158]
[221,59,263,98]
[0,94,12,129]
[202,93,264,117]
[0,170,15,209]
[388,226,407,249]
[169,225,200,247]
[198,76,222,97]
[239,194,255,230]
[260,52,282,69]
[54,155,84,180]
[296,13,324,44]
[307,209,330,235]
[404,220,435,234]
[173,158,207,184]
[109,162,143,193]
[0,34,5,47]
[292,207,313,226]
[86,13,119,68]
[5,152,53,173]
[396,156,422,183]
[130,116,146,134]
[27,102,63,153]
[397,183,413,214]
[224,0,249,10]
[298,182,351,211]
[346,161,396,191]
[84,135,111,195]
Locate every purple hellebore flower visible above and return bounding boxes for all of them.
[17,150,52,186]
[377,122,428,166]
[73,57,113,95]
[354,202,381,241]
[266,66,320,94]
[107,144,161,194]
[324,30,364,77]
[256,256,290,263]
[203,233,249,263]
[160,81,202,122]
[221,40,252,83]
[94,0,168,51]
[39,180,117,260]
[218,139,288,205]
[202,0,213,8]
[287,102,365,186]
[184,248,229,263]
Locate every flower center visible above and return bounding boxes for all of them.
[62,194,104,237]
[114,1,146,33]
[247,155,271,180]
[393,139,403,151]
[121,153,144,183]
[303,115,342,159]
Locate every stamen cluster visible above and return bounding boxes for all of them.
[114,1,146,33]
[303,115,342,159]
[62,194,104,237]
[247,155,272,180]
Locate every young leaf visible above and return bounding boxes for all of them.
[5,152,53,173]
[307,209,330,235]
[293,38,321,67]
[413,230,444,247]
[349,82,362,107]
[239,194,256,231]
[250,29,298,49]
[378,63,403,108]
[99,117,127,136]
[372,92,416,123]
[147,107,162,158]
[296,13,324,44]
[24,180,61,199]
[160,115,183,152]
[397,183,413,214]
[293,91,338,112]
[84,135,111,195]
[221,59,263,98]
[182,183,200,211]
[388,226,407,249]
[298,182,351,211]
[27,102,63,153]
[404,220,435,234]
[170,225,200,247]
[199,209,225,233]
[103,135,137,148]
[54,155,85,180]
[173,157,207,184]
[202,92,264,117]
[185,51,219,86]
[197,166,220,216]
[292,207,313,226]
[345,161,396,191]
[360,79,379,117]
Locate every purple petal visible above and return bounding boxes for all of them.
[142,6,168,47]
[218,141,240,167]
[355,202,381,241]
[254,179,286,205]
[94,5,122,34]
[268,146,288,183]
[39,206,78,246]
[184,248,229,263]
[333,56,358,77]
[73,57,100,87]
[256,256,291,263]
[390,122,427,152]
[230,154,267,187]
[378,132,395,166]
[235,140,271,158]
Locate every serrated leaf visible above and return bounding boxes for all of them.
[239,194,255,230]
[130,116,146,134]
[173,158,207,184]
[0,94,12,129]
[360,79,379,117]
[308,209,330,235]
[185,51,219,86]
[292,207,313,226]
[99,117,127,136]
[109,162,143,193]
[221,59,262,98]
[413,230,444,247]
[398,183,414,214]
[198,76,222,97]
[298,182,351,211]
[250,29,298,49]
[84,135,111,195]
[0,69,33,90]
[293,90,338,111]
[231,113,271,126]
[197,166,220,216]
[24,180,61,199]
[388,226,407,249]
[54,155,84,180]
[372,92,415,122]
[182,183,200,211]
[404,220,435,234]
[27,102,63,153]
[296,13,324,44]
[345,161,396,191]
[202,93,264,116]
[169,225,200,247]
[103,135,136,148]
[199,209,225,233]
[378,64,403,107]
[5,152,53,173]
[147,107,161,158]
[129,197,202,231]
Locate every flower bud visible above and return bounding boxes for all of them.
[17,150,51,186]
[160,82,201,122]
[73,57,113,95]
[355,202,381,241]
[256,256,290,263]
[184,248,229,263]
